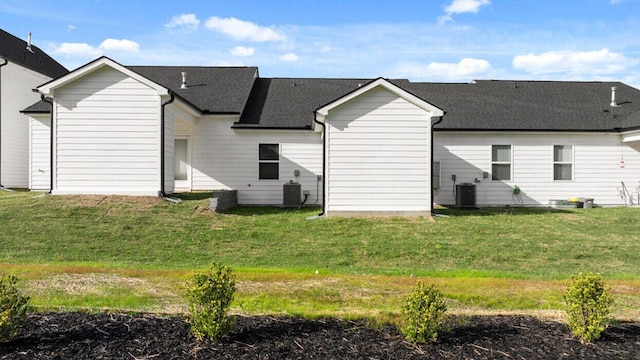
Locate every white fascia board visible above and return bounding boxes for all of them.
[36,56,169,96]
[621,130,640,143]
[315,78,444,120]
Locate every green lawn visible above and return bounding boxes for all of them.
[1,191,639,320]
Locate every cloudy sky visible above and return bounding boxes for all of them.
[2,0,640,87]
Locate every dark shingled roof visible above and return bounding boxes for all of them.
[128,66,258,114]
[235,78,411,129]
[406,80,640,132]
[21,99,50,113]
[0,29,68,78]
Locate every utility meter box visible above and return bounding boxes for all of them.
[283,182,302,206]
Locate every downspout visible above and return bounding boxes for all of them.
[0,57,8,189]
[431,115,445,214]
[159,91,181,203]
[312,115,326,218]
[40,94,54,194]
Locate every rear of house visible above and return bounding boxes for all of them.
[22,55,640,214]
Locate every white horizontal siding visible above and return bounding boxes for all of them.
[29,115,50,190]
[434,132,640,206]
[325,87,433,214]
[2,62,52,187]
[52,66,161,195]
[175,115,322,205]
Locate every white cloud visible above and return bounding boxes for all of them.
[52,42,102,57]
[230,46,255,57]
[280,53,299,62]
[99,38,139,52]
[394,58,493,81]
[67,25,76,31]
[204,16,285,42]
[439,0,491,24]
[165,14,200,31]
[512,48,637,75]
[52,38,139,59]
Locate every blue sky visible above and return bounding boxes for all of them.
[2,0,640,87]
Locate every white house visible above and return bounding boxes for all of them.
[0,29,67,188]
[24,56,640,215]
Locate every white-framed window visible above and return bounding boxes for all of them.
[553,145,573,181]
[491,145,512,181]
[258,143,279,180]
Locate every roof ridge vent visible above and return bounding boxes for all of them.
[610,86,618,107]
[26,32,34,53]
[180,72,188,89]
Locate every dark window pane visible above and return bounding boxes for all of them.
[554,145,571,162]
[259,144,279,160]
[492,164,511,181]
[259,163,279,180]
[554,164,572,180]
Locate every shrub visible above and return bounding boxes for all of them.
[401,282,448,344]
[0,274,30,343]
[564,272,613,343]
[186,263,236,341]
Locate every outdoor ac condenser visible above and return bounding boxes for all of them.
[283,181,302,206]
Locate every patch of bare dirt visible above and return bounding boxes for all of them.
[2,313,639,359]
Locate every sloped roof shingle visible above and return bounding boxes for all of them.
[0,29,68,78]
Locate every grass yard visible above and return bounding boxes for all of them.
[1,191,639,321]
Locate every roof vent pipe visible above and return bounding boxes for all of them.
[180,72,188,89]
[610,86,618,107]
[26,32,33,53]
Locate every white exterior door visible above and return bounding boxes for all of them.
[174,137,191,190]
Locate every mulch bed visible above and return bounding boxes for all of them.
[1,312,639,359]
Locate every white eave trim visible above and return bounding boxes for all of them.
[621,129,640,143]
[36,56,169,97]
[314,78,444,122]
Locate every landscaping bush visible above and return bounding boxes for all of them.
[401,282,447,344]
[564,272,613,343]
[185,263,236,341]
[0,274,30,343]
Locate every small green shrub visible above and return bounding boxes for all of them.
[186,263,236,341]
[0,274,30,343]
[401,282,448,344]
[564,272,613,343]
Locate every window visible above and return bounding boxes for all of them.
[258,144,279,180]
[492,145,511,181]
[553,145,573,181]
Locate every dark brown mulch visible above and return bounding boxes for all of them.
[1,312,639,359]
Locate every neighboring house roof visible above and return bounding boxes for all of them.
[129,66,258,114]
[406,80,640,132]
[0,28,68,78]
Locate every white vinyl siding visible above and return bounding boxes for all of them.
[434,132,640,206]
[175,115,322,205]
[28,115,50,190]
[324,87,433,214]
[52,67,161,195]
[2,62,52,187]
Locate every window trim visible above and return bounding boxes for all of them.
[258,143,280,180]
[553,144,574,181]
[491,144,512,181]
